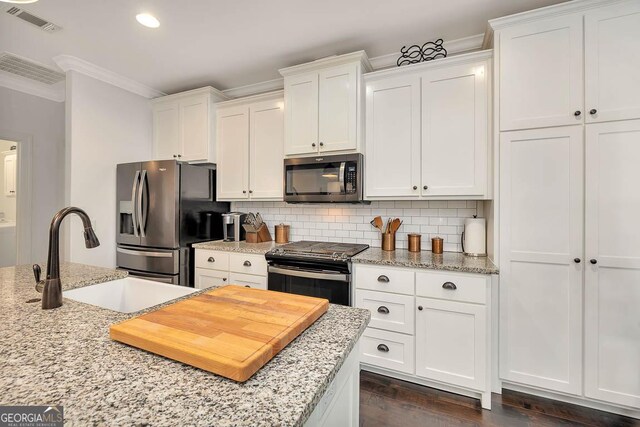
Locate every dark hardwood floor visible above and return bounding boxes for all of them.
[360,371,640,427]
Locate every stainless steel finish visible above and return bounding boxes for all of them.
[139,161,178,249]
[377,275,390,283]
[442,281,457,290]
[35,207,100,309]
[132,170,140,237]
[377,306,389,314]
[339,162,346,193]
[137,169,147,238]
[116,247,173,258]
[120,268,180,285]
[222,212,247,242]
[270,240,369,259]
[377,344,389,352]
[268,265,349,282]
[116,246,179,275]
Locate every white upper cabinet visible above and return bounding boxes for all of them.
[216,92,284,201]
[217,105,250,200]
[585,0,640,123]
[3,153,16,197]
[249,99,284,199]
[421,61,488,197]
[365,75,421,198]
[152,87,228,163]
[584,119,640,408]
[499,126,584,395]
[280,51,370,156]
[498,14,583,131]
[364,51,492,200]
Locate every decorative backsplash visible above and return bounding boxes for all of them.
[230,200,481,252]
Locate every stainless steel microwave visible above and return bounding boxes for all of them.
[284,153,363,203]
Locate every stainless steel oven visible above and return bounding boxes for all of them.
[267,264,351,306]
[283,153,363,203]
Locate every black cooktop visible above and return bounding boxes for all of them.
[273,241,369,257]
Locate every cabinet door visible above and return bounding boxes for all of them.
[585,1,640,123]
[421,61,488,197]
[364,75,421,198]
[584,120,640,408]
[499,14,583,131]
[415,297,486,391]
[195,268,228,289]
[499,126,583,395]
[216,106,249,200]
[318,64,357,152]
[180,95,210,162]
[4,154,16,196]
[284,72,318,155]
[249,99,284,200]
[153,101,181,160]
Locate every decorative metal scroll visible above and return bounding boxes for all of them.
[396,39,447,66]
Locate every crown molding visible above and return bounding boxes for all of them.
[151,86,229,103]
[53,55,165,99]
[279,50,372,77]
[0,71,65,102]
[222,78,285,99]
[216,89,284,108]
[368,33,485,70]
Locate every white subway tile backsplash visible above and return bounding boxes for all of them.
[230,200,480,253]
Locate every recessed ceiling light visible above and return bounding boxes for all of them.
[136,13,159,28]
[0,0,39,3]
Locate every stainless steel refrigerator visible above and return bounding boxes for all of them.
[116,160,229,286]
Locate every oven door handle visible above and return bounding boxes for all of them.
[339,162,346,194]
[268,265,349,282]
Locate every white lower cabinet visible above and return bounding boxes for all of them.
[194,249,267,290]
[354,264,493,409]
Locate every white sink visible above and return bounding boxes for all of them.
[63,277,198,313]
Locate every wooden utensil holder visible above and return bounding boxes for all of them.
[246,223,272,243]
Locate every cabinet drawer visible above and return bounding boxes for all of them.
[354,265,415,295]
[356,290,414,334]
[361,328,414,375]
[229,252,268,276]
[195,268,228,289]
[229,272,267,290]
[416,271,488,304]
[195,250,229,271]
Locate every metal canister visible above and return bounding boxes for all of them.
[275,224,290,244]
[408,234,421,252]
[431,236,444,254]
[381,233,395,251]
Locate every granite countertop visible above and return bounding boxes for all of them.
[0,263,369,426]
[192,240,283,254]
[352,248,499,275]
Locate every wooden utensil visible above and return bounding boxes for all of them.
[386,218,392,234]
[390,218,402,234]
[370,216,383,231]
[110,286,329,382]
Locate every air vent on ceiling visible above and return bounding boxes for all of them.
[5,6,62,32]
[0,52,65,85]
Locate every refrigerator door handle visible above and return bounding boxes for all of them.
[131,170,140,237]
[138,169,147,237]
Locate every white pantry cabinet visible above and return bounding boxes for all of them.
[495,0,640,131]
[216,91,284,201]
[499,126,584,395]
[364,50,492,200]
[354,263,494,409]
[3,153,17,197]
[152,87,228,163]
[280,51,371,156]
[584,119,640,409]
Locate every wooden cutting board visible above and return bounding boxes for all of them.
[110,285,329,382]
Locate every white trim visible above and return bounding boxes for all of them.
[0,72,65,102]
[222,78,285,99]
[369,33,485,70]
[53,55,166,99]
[216,90,283,108]
[150,85,228,103]
[279,50,372,77]
[0,129,33,265]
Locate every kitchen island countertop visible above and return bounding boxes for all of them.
[0,263,369,426]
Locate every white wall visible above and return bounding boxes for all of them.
[0,140,17,221]
[66,71,152,267]
[0,87,65,263]
[232,200,481,252]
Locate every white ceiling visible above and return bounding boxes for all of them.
[0,0,566,95]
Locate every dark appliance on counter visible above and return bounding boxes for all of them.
[283,153,364,203]
[116,160,229,286]
[265,241,369,306]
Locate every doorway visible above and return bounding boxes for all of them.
[0,139,18,267]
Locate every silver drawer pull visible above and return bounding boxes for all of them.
[243,260,252,267]
[207,257,215,263]
[377,344,389,353]
[377,275,390,283]
[442,281,457,290]
[377,306,390,314]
